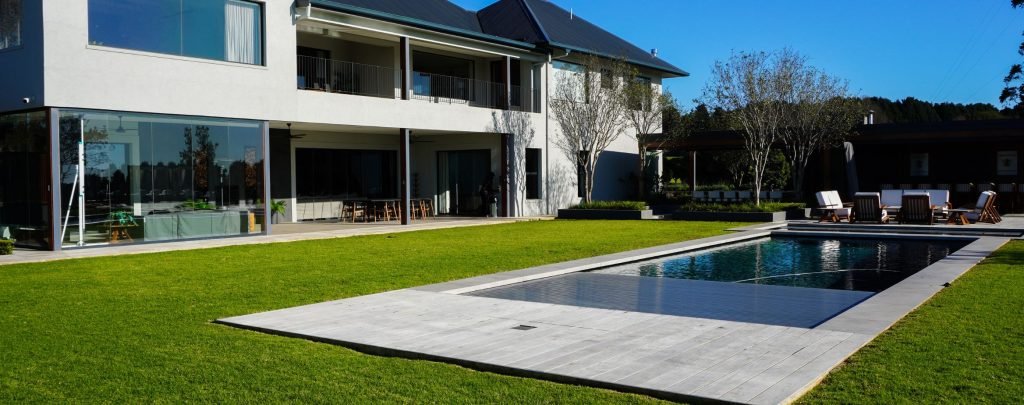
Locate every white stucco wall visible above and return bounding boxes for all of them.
[32,0,674,218]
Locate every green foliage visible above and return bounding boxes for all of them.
[270,200,287,215]
[569,201,648,210]
[0,239,13,255]
[180,199,213,210]
[677,201,804,213]
[0,221,740,403]
[801,241,1024,403]
[108,211,137,226]
[864,96,1019,123]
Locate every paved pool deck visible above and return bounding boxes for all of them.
[219,225,1014,404]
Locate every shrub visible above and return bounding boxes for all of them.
[569,201,648,210]
[676,201,804,213]
[0,239,13,255]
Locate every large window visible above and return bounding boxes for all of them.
[525,148,541,199]
[0,111,50,249]
[295,148,397,199]
[59,110,265,247]
[88,0,263,65]
[0,0,20,50]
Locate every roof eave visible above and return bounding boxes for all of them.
[548,42,689,77]
[309,1,538,51]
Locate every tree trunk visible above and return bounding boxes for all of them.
[637,143,647,201]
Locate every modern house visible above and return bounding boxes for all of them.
[0,0,686,250]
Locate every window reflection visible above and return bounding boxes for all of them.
[0,111,50,249]
[88,0,263,65]
[59,110,265,247]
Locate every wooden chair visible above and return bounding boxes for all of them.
[851,192,889,223]
[964,191,1001,224]
[815,190,850,222]
[899,193,933,225]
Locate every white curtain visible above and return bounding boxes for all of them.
[437,152,450,215]
[0,0,21,50]
[224,0,257,64]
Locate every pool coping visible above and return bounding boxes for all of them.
[221,225,1012,404]
[407,227,1010,403]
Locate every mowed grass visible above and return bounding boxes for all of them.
[801,240,1024,403]
[0,220,743,403]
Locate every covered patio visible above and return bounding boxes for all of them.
[268,122,516,227]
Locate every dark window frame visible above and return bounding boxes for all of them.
[525,148,541,200]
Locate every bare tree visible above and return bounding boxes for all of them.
[778,62,862,195]
[489,110,536,215]
[704,50,798,206]
[620,72,676,199]
[550,55,629,203]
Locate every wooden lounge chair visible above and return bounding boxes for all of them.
[964,191,1001,224]
[851,192,889,223]
[899,193,933,225]
[815,190,850,222]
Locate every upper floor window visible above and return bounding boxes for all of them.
[553,60,587,101]
[88,0,263,65]
[0,0,21,50]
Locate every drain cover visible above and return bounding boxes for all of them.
[511,325,536,331]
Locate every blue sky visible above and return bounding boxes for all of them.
[450,0,1023,109]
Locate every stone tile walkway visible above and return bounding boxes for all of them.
[219,230,1009,404]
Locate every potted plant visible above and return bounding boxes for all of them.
[270,200,287,224]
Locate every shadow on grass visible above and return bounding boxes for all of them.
[978,241,1024,266]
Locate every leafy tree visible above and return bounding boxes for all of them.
[703,49,800,206]
[550,55,630,203]
[1001,0,1024,109]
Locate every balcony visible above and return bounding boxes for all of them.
[296,56,540,113]
[297,55,398,99]
[411,71,539,112]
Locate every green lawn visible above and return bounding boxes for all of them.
[801,240,1024,403]
[0,220,742,403]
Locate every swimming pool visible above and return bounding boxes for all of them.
[590,236,970,292]
[467,235,971,327]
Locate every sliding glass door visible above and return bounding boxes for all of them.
[437,150,491,216]
[0,111,51,249]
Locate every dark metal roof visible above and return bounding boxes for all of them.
[484,0,688,77]
[310,0,688,77]
[649,119,1024,150]
[310,0,536,49]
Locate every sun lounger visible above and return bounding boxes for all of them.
[852,192,889,223]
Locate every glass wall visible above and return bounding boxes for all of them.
[295,148,397,199]
[0,111,51,249]
[88,0,263,65]
[59,110,265,247]
[0,0,20,50]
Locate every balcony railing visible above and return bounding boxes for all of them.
[297,55,397,99]
[295,56,539,113]
[412,71,541,113]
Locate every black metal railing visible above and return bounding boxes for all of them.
[297,55,397,99]
[412,71,540,113]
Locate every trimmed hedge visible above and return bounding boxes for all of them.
[568,201,648,211]
[0,239,13,255]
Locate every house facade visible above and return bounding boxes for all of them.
[0,0,686,251]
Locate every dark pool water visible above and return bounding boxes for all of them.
[589,237,970,292]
